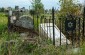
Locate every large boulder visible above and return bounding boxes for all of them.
[15,15,33,29]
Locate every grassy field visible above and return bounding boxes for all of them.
[0,13,7,33]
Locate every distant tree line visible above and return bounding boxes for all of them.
[0,7,5,12]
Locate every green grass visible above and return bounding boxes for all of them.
[0,31,37,55]
[34,17,41,30]
[0,13,7,33]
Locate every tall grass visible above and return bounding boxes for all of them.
[0,31,38,55]
[0,13,7,33]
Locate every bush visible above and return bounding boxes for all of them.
[0,13,7,33]
[0,31,37,55]
[80,43,85,55]
[32,45,59,55]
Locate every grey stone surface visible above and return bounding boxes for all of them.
[15,15,33,29]
[39,23,71,46]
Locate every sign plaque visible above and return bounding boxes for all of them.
[65,20,76,31]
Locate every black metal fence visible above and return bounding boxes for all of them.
[7,6,85,54]
[33,7,85,47]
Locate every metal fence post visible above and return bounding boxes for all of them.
[7,15,11,40]
[60,18,61,46]
[8,10,12,32]
[83,6,85,38]
[52,7,55,45]
[78,17,80,47]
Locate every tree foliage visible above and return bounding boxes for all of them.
[58,0,81,18]
[56,0,82,29]
[31,0,44,15]
[29,9,35,15]
[0,7,5,12]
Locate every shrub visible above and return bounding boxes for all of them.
[0,31,37,55]
[32,45,59,55]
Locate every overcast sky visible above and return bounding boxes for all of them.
[0,0,84,9]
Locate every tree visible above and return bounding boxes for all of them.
[31,0,44,15]
[29,9,35,15]
[0,7,5,12]
[57,0,81,18]
[56,0,82,31]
